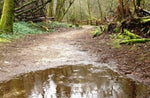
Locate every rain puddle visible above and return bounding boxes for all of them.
[0,64,150,98]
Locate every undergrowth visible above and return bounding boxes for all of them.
[110,33,131,48]
[0,21,70,41]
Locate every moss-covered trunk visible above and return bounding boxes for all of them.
[0,0,15,34]
[55,0,65,22]
[47,0,54,17]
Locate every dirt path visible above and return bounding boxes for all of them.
[0,25,150,85]
[0,26,115,82]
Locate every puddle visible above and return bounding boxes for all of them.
[0,64,150,98]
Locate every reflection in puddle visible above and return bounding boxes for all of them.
[0,65,150,98]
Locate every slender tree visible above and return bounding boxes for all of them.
[47,0,54,17]
[55,0,75,21]
[55,0,65,21]
[87,0,92,24]
[97,0,103,19]
[0,0,15,34]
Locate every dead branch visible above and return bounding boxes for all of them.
[15,0,38,12]
[15,0,52,17]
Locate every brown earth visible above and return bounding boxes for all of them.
[0,26,150,85]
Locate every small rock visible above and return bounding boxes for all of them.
[4,61,9,64]
[125,71,132,75]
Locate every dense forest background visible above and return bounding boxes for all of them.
[0,0,150,23]
[65,0,150,22]
[0,0,150,38]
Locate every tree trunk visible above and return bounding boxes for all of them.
[97,0,103,19]
[87,0,92,22]
[0,0,15,34]
[60,0,75,21]
[47,0,54,17]
[55,0,65,21]
[136,0,142,7]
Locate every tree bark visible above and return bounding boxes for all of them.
[47,0,54,17]
[15,0,38,12]
[60,0,75,21]
[55,0,66,21]
[0,0,15,34]
[97,0,103,19]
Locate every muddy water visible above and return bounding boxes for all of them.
[0,65,150,98]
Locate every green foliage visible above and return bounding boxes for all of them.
[114,22,121,33]
[110,33,128,48]
[0,38,10,43]
[0,21,70,40]
[111,28,150,46]
[92,27,102,38]
[46,21,69,29]
[14,22,46,35]
[114,33,131,40]
[110,39,121,48]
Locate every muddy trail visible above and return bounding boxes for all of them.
[0,26,150,98]
[0,26,96,81]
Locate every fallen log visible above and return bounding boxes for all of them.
[123,29,140,39]
[138,8,150,16]
[15,0,52,17]
[120,39,150,44]
[15,0,38,12]
[121,16,150,37]
[29,21,49,31]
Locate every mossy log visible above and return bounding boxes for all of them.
[135,16,150,23]
[15,0,52,21]
[123,29,140,39]
[122,16,150,28]
[121,16,150,37]
[29,21,49,31]
[120,39,150,44]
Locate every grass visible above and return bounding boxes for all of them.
[0,21,71,42]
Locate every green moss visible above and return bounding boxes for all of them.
[140,16,150,23]
[0,38,10,42]
[47,0,54,17]
[114,27,120,33]
[110,39,121,48]
[0,0,15,34]
[92,27,102,37]
[0,21,70,40]
[142,19,150,23]
[120,39,150,44]
[124,29,140,39]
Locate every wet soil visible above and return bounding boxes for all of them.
[0,64,150,98]
[0,26,98,82]
[0,26,149,89]
[76,32,150,84]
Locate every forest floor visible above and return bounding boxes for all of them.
[0,25,150,84]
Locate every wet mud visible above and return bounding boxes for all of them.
[0,64,150,98]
